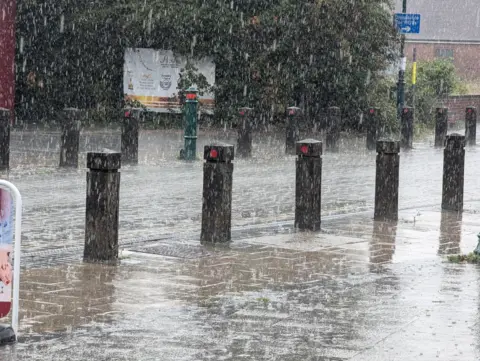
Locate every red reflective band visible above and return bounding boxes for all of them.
[468,109,473,113]
[239,111,245,116]
[403,108,409,114]
[300,145,309,154]
[125,111,131,117]
[289,110,296,115]
[186,93,197,100]
[210,149,218,159]
[369,109,375,114]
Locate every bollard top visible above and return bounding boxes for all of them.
[185,86,198,101]
[296,139,322,158]
[367,107,380,115]
[87,151,121,171]
[466,106,477,114]
[327,106,341,116]
[204,143,235,163]
[0,109,9,118]
[445,133,465,149]
[436,107,448,114]
[376,140,400,154]
[238,107,254,116]
[287,106,301,116]
[402,106,414,113]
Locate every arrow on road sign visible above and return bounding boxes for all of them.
[401,26,411,32]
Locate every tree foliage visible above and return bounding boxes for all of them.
[16,0,398,127]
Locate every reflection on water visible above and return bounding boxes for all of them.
[19,263,117,336]
[438,211,462,256]
[369,220,397,270]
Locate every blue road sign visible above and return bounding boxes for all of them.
[395,13,421,34]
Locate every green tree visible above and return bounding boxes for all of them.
[16,0,398,129]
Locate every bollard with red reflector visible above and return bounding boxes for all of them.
[295,139,322,231]
[435,107,448,148]
[366,107,379,151]
[465,107,477,146]
[201,143,235,243]
[121,108,140,164]
[181,87,198,161]
[0,109,10,171]
[400,106,414,149]
[237,107,254,158]
[286,106,301,155]
[59,108,81,168]
[375,141,400,221]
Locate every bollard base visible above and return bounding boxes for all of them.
[0,325,15,346]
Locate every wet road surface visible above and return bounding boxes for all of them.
[0,127,477,359]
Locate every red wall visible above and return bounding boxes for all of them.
[0,0,16,114]
[442,95,480,123]
[406,43,480,80]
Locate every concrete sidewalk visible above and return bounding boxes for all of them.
[0,206,478,360]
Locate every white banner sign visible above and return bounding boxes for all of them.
[123,48,215,113]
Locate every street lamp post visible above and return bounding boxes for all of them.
[397,0,407,119]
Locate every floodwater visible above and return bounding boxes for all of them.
[0,127,478,360]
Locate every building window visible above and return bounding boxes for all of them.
[435,48,454,59]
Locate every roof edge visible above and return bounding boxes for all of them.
[406,39,480,45]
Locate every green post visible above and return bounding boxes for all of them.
[182,87,198,161]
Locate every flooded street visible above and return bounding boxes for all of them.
[0,129,476,360]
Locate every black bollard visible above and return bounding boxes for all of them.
[237,107,254,158]
[366,107,379,151]
[442,134,465,212]
[84,151,121,262]
[285,106,300,155]
[201,144,234,243]
[400,107,414,149]
[435,107,448,147]
[0,109,10,170]
[465,107,477,146]
[59,108,81,168]
[121,109,139,164]
[326,107,341,152]
[295,139,322,231]
[374,141,400,221]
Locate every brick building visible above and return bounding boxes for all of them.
[395,0,480,80]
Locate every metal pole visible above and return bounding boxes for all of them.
[397,0,407,120]
[182,87,198,161]
[412,47,417,109]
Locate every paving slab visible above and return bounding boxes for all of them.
[0,206,477,360]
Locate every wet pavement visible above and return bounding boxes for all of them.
[3,126,480,256]
[1,208,480,360]
[0,127,478,359]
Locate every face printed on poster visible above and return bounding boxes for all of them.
[0,188,13,315]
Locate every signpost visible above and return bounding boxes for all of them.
[395,8,421,122]
[394,13,421,34]
[0,181,22,344]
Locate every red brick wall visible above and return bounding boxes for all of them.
[406,43,480,80]
[442,95,480,123]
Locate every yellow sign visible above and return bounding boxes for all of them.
[412,62,417,85]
